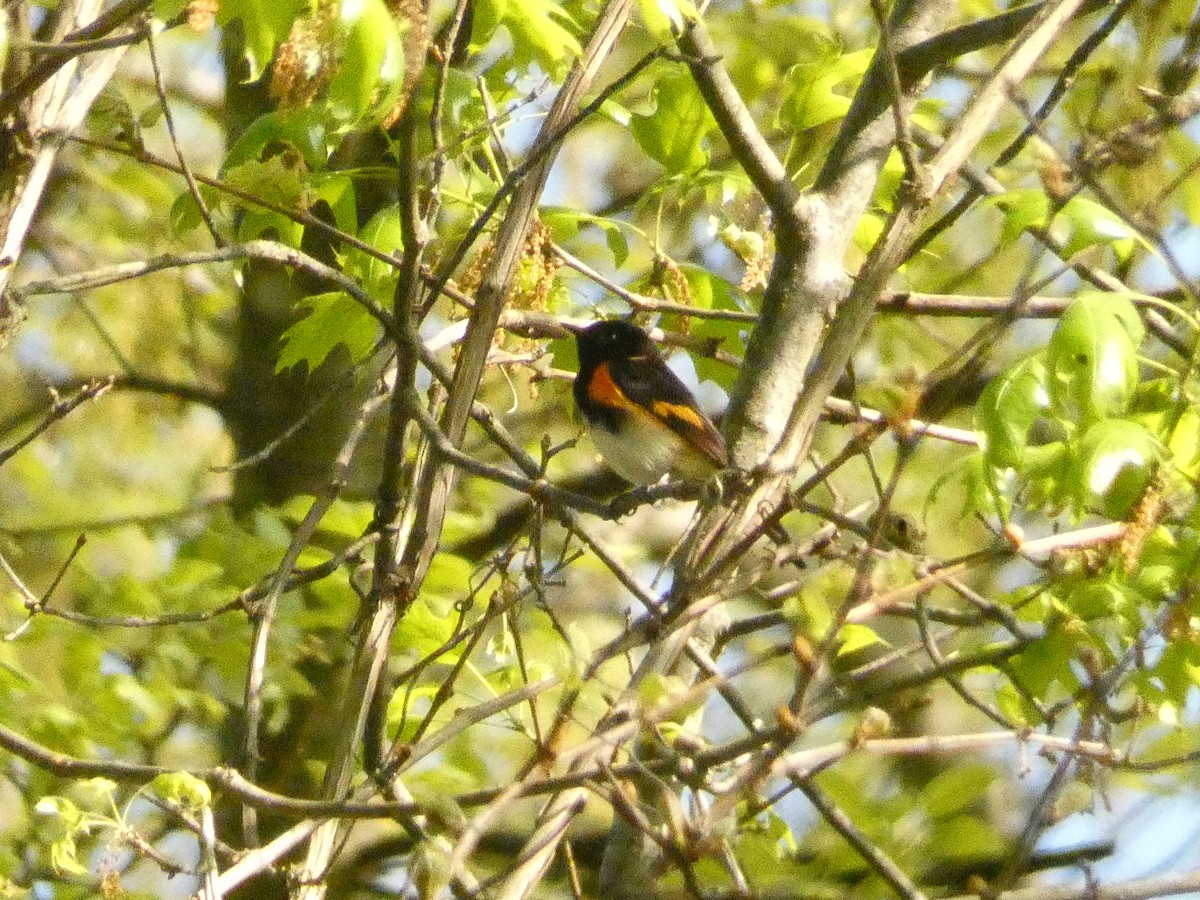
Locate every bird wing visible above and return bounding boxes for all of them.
[609,355,728,469]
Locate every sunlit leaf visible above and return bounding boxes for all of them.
[276,292,380,373]
[152,771,213,809]
[1046,294,1142,425]
[325,0,406,129]
[473,0,581,76]
[836,623,885,657]
[1073,419,1159,518]
[779,48,873,131]
[219,0,308,81]
[631,69,716,174]
[976,356,1053,469]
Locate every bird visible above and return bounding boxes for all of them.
[572,319,727,485]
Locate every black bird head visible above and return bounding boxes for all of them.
[574,320,658,369]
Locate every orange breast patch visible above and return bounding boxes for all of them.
[587,361,634,410]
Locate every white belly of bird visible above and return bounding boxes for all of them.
[589,411,688,485]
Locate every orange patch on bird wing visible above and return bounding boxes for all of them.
[651,400,706,430]
[587,362,634,409]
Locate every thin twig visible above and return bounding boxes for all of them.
[0,377,113,468]
[145,21,223,246]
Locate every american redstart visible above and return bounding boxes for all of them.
[572,319,727,484]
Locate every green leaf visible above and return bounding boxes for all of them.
[931,814,1006,861]
[637,0,696,43]
[986,192,1153,261]
[152,771,213,809]
[1168,408,1200,476]
[985,188,1051,244]
[1011,622,1084,700]
[169,185,224,235]
[153,0,187,18]
[224,154,312,210]
[1064,581,1124,620]
[779,48,873,131]
[423,552,475,617]
[280,495,374,540]
[312,173,359,235]
[473,0,581,77]
[976,356,1053,468]
[326,0,406,129]
[1073,419,1159,518]
[224,109,330,172]
[1134,526,1187,599]
[1058,197,1148,262]
[277,292,381,373]
[344,204,404,295]
[631,69,716,174]
[1075,290,1145,346]
[1046,294,1143,425]
[219,0,308,82]
[542,208,632,268]
[35,796,83,836]
[995,682,1031,726]
[853,210,886,255]
[50,835,90,876]
[387,682,439,742]
[836,623,886,657]
[921,764,995,819]
[393,595,461,658]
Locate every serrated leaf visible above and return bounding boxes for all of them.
[224,154,314,213]
[277,292,380,373]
